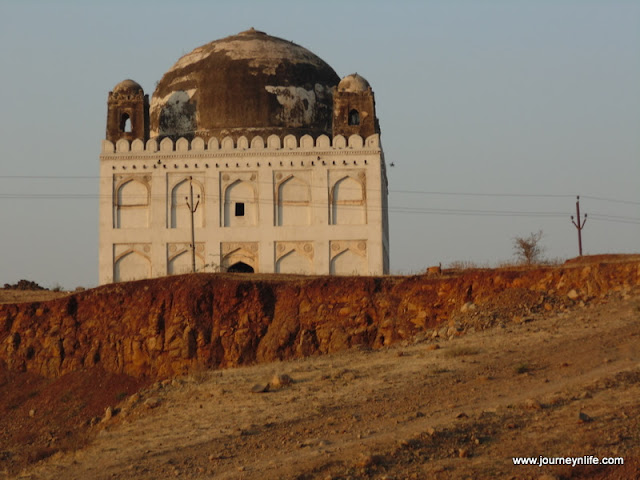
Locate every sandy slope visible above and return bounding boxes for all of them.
[18,287,640,480]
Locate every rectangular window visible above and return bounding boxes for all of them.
[235,202,245,217]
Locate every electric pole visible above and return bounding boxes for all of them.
[185,176,200,273]
[571,195,587,256]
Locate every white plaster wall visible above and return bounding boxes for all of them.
[99,134,389,284]
[276,250,312,274]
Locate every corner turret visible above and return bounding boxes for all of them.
[332,73,380,139]
[106,79,149,143]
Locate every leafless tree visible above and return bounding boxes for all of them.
[513,230,545,265]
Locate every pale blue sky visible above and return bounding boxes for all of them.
[1,1,638,288]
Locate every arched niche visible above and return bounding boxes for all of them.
[330,176,366,225]
[170,178,204,229]
[348,109,360,126]
[223,180,256,227]
[330,249,366,275]
[221,247,257,272]
[276,250,311,274]
[167,249,204,275]
[114,251,151,282]
[115,178,149,228]
[227,262,254,273]
[277,175,310,226]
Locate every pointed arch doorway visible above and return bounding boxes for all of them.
[227,262,254,273]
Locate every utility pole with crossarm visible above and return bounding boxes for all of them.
[571,195,587,256]
[185,176,200,273]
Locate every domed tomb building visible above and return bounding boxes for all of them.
[99,29,389,283]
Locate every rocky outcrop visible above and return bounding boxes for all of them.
[1,260,639,379]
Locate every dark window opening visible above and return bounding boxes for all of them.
[235,202,245,216]
[348,109,360,126]
[227,262,254,273]
[121,113,132,133]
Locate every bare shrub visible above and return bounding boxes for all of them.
[513,230,545,265]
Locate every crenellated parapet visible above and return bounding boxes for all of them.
[101,133,380,156]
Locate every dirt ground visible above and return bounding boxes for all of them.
[4,284,639,479]
[0,290,71,305]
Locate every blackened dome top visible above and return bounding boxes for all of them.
[150,29,340,140]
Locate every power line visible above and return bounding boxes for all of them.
[1,175,639,206]
[389,190,576,199]
[4,193,639,224]
[1,191,638,216]
[581,195,640,206]
[588,214,640,225]
[388,206,569,217]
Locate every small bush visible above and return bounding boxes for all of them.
[513,230,545,265]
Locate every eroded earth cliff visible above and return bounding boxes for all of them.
[2,257,638,380]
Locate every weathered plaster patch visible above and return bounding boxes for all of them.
[165,38,326,77]
[265,86,318,126]
[150,89,196,111]
[212,39,324,75]
[150,90,198,138]
[168,48,213,72]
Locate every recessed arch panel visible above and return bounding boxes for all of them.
[224,180,256,227]
[277,175,310,226]
[331,176,365,225]
[276,249,312,274]
[330,249,366,275]
[114,251,150,282]
[170,178,204,229]
[167,250,205,274]
[115,179,149,228]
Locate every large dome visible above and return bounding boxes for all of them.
[150,28,340,141]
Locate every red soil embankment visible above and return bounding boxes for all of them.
[1,256,638,380]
